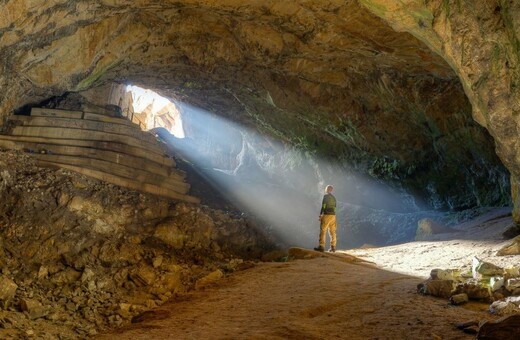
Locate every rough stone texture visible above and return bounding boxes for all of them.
[0,150,276,338]
[417,279,454,298]
[0,276,17,306]
[358,0,520,223]
[0,0,512,214]
[497,236,520,256]
[415,218,456,240]
[478,314,520,339]
[473,257,505,278]
[449,293,468,305]
[194,269,224,290]
[490,297,520,316]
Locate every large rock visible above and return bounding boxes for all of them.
[453,282,491,301]
[490,296,520,316]
[472,257,504,278]
[20,298,49,320]
[0,275,17,306]
[154,221,186,249]
[415,219,456,241]
[478,314,520,339]
[497,236,520,256]
[360,0,520,224]
[417,279,454,298]
[195,270,224,290]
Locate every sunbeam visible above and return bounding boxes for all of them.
[148,99,444,250]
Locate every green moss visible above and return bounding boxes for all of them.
[76,60,121,91]
[368,157,401,180]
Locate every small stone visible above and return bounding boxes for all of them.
[66,302,77,312]
[505,267,520,277]
[37,266,49,280]
[415,218,456,240]
[195,270,224,290]
[152,256,163,268]
[449,293,469,305]
[81,268,95,282]
[490,277,505,291]
[129,265,156,286]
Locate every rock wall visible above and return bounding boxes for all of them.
[0,1,514,212]
[358,0,520,220]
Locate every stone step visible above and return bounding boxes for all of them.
[9,115,157,145]
[0,135,176,168]
[32,154,190,194]
[0,138,184,180]
[11,126,164,155]
[36,160,200,204]
[30,108,83,119]
[31,108,137,129]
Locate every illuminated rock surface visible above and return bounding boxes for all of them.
[1,1,520,338]
[0,0,516,214]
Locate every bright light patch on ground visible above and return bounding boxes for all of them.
[126,85,185,138]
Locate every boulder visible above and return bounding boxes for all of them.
[477,314,520,339]
[506,278,520,292]
[50,268,82,285]
[454,282,491,301]
[505,267,520,277]
[472,257,504,278]
[417,279,454,298]
[489,297,520,316]
[20,298,49,320]
[0,275,17,307]
[490,277,505,292]
[497,236,520,256]
[195,270,224,290]
[130,265,157,287]
[415,218,456,241]
[154,221,186,249]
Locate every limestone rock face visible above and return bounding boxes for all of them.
[358,0,520,220]
[0,0,515,213]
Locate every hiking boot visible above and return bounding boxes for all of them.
[313,246,325,252]
[329,246,336,253]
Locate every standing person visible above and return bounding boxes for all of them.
[314,185,337,252]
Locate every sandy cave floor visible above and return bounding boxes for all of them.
[97,208,518,339]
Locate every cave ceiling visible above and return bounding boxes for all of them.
[0,0,518,214]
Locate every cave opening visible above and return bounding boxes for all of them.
[125,85,185,139]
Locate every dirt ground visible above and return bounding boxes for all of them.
[98,208,518,340]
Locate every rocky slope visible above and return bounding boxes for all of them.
[0,150,277,339]
[0,0,513,216]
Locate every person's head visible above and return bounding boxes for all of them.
[325,185,333,193]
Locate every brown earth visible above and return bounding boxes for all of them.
[97,209,517,339]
